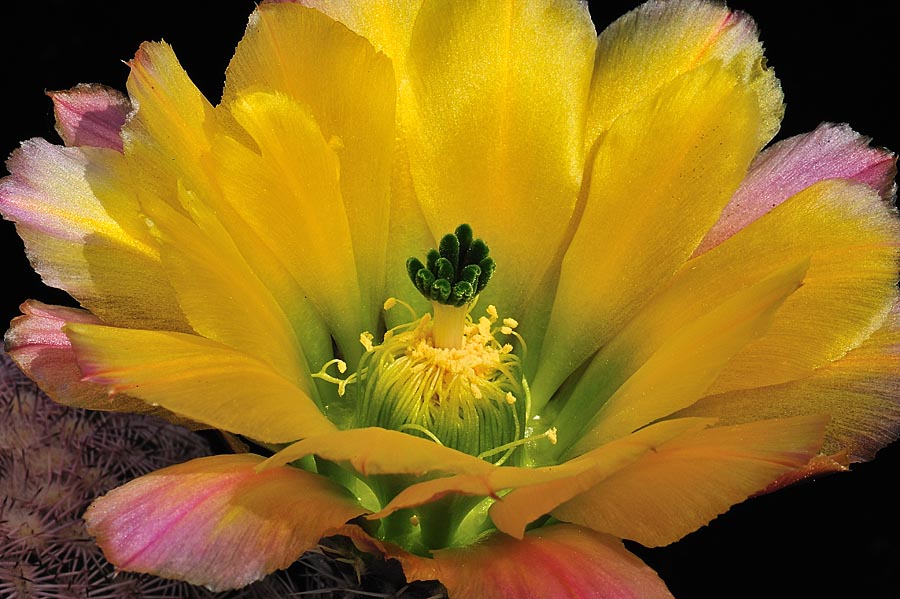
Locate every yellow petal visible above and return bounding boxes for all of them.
[0,139,188,331]
[141,182,312,390]
[587,0,782,150]
[705,181,900,394]
[533,62,760,404]
[562,259,807,454]
[424,524,673,599]
[124,42,220,209]
[402,0,597,319]
[225,3,396,330]
[299,0,423,77]
[210,91,364,359]
[85,454,365,591]
[677,302,900,462]
[65,323,334,443]
[552,415,827,547]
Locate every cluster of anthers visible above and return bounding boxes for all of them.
[314,225,557,465]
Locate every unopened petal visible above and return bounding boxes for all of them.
[85,454,365,591]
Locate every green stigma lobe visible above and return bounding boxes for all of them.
[407,224,495,306]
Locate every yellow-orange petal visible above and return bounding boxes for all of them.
[225,3,396,331]
[756,451,850,496]
[402,0,597,321]
[702,180,899,394]
[416,524,673,599]
[84,454,366,591]
[677,302,900,462]
[698,123,898,253]
[0,139,188,332]
[295,0,423,77]
[533,62,761,405]
[587,0,782,150]
[65,323,334,443]
[375,418,712,527]
[261,427,493,477]
[561,259,806,454]
[552,415,827,547]
[570,178,900,437]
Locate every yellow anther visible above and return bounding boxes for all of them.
[500,326,514,335]
[360,332,375,352]
[383,297,397,310]
[501,344,513,354]
[546,427,558,445]
[487,305,499,322]
[502,317,519,329]
[505,392,517,405]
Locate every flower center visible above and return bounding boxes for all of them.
[354,299,526,462]
[315,225,555,463]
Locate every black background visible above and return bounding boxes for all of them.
[1,2,898,597]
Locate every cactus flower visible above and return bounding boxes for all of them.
[2,1,898,597]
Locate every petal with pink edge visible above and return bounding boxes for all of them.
[698,123,898,253]
[48,83,131,151]
[84,454,366,591]
[403,524,672,599]
[3,300,193,425]
[0,138,189,332]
